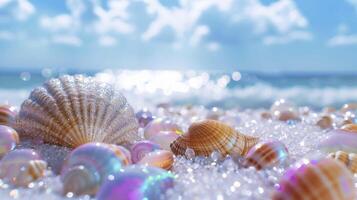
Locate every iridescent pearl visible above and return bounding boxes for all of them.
[319,129,357,153]
[144,118,183,140]
[148,131,179,151]
[0,125,19,157]
[243,140,289,170]
[96,165,175,200]
[0,105,17,126]
[0,149,47,187]
[138,150,174,170]
[135,109,154,127]
[130,140,161,163]
[61,143,124,196]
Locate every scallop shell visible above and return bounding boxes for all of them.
[130,140,161,163]
[96,165,174,200]
[0,149,47,187]
[340,124,357,134]
[0,125,19,158]
[61,143,125,196]
[243,140,289,170]
[170,120,259,157]
[272,158,356,200]
[328,151,357,174]
[16,75,139,148]
[0,105,17,126]
[138,150,174,170]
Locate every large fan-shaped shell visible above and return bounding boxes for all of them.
[272,158,356,200]
[170,120,259,157]
[16,75,139,148]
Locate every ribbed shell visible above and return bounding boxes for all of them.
[243,140,288,170]
[272,158,356,200]
[328,151,357,174]
[0,105,17,126]
[170,120,259,157]
[16,75,139,148]
[341,124,357,134]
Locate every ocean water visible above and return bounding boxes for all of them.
[1,69,357,109]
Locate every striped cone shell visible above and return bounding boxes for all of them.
[0,105,17,126]
[15,75,139,148]
[138,150,174,170]
[328,151,357,174]
[243,140,289,170]
[272,158,356,200]
[170,120,259,157]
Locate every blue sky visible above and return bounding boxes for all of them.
[0,0,357,72]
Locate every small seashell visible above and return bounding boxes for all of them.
[130,140,161,163]
[0,125,19,158]
[260,111,272,119]
[316,115,333,129]
[340,124,357,134]
[340,103,357,113]
[138,150,174,170]
[96,165,174,200]
[107,145,132,165]
[272,158,356,200]
[144,118,183,140]
[270,99,299,121]
[16,75,140,148]
[328,151,357,174]
[0,149,47,187]
[170,120,259,157]
[61,143,125,196]
[0,105,17,126]
[148,131,179,151]
[243,140,289,170]
[135,108,154,128]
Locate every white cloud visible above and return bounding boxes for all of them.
[327,24,357,46]
[142,0,232,42]
[92,0,134,35]
[99,35,117,46]
[207,42,220,51]
[0,0,35,21]
[346,0,357,11]
[263,31,312,45]
[40,15,74,32]
[327,34,357,46]
[189,25,210,46]
[52,34,82,46]
[233,0,308,34]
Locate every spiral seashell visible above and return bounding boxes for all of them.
[340,124,357,134]
[16,75,139,148]
[0,125,19,158]
[96,165,175,200]
[170,120,259,157]
[144,118,182,140]
[0,149,47,187]
[0,105,17,126]
[135,109,154,127]
[272,158,356,200]
[243,140,289,170]
[138,150,174,170]
[130,140,161,163]
[61,143,125,196]
[316,115,333,129]
[328,151,357,174]
[148,131,179,151]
